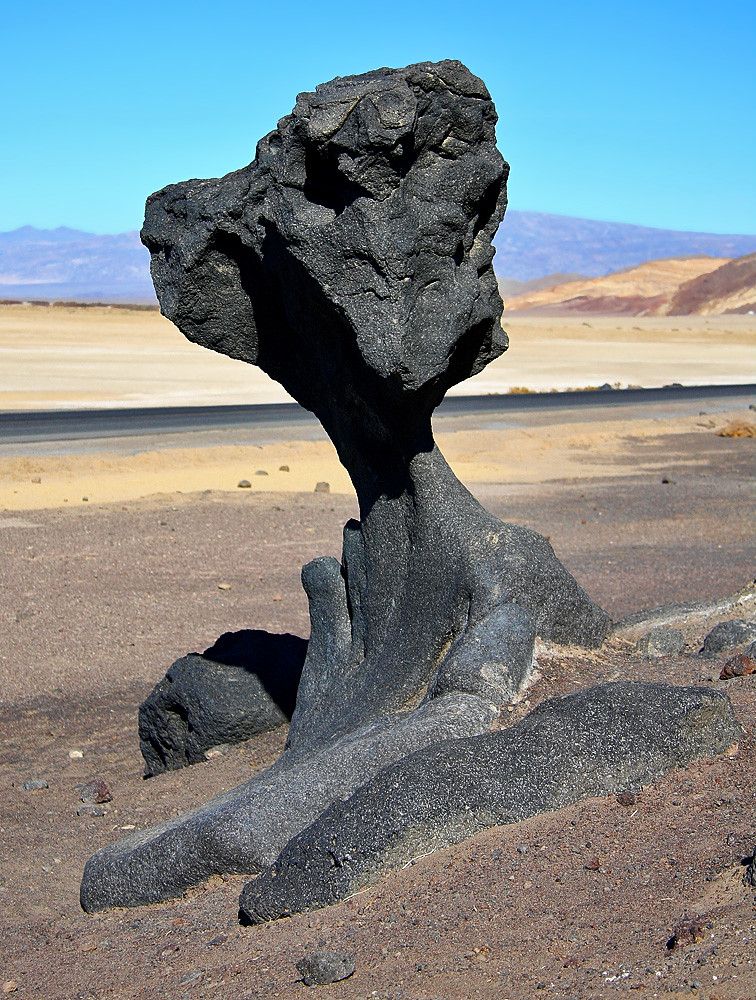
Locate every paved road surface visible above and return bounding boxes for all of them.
[1,384,753,447]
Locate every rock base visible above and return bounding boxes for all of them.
[239,682,740,923]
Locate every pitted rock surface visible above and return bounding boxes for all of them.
[139,630,306,776]
[239,682,742,923]
[83,60,616,913]
[700,619,756,656]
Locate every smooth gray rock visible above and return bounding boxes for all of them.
[80,692,495,910]
[239,682,741,923]
[21,779,48,791]
[296,952,355,986]
[612,582,756,642]
[138,630,306,776]
[700,619,756,656]
[82,59,610,912]
[637,626,685,659]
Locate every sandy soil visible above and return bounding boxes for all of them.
[1,304,754,411]
[2,406,754,511]
[0,408,754,998]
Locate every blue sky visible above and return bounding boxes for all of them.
[2,0,754,234]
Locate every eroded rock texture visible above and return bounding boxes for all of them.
[139,630,307,776]
[82,60,613,912]
[140,58,610,754]
[240,683,741,923]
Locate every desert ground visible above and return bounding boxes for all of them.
[1,303,755,411]
[1,380,755,998]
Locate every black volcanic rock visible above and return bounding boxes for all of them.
[700,619,756,656]
[239,683,741,923]
[138,630,307,776]
[83,59,619,914]
[81,692,497,910]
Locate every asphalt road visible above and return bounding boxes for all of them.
[1,383,754,445]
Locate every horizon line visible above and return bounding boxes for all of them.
[3,209,756,241]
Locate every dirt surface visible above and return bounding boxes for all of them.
[1,418,754,998]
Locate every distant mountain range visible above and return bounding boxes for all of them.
[1,214,756,303]
[493,211,756,282]
[0,226,152,303]
[505,253,756,316]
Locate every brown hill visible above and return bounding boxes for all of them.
[503,254,756,315]
[668,252,756,314]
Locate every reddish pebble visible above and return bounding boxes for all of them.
[79,777,113,804]
[720,654,756,679]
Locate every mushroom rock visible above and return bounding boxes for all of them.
[82,59,613,912]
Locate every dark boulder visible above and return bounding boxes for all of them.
[700,619,756,656]
[83,59,624,914]
[296,952,355,986]
[139,630,306,776]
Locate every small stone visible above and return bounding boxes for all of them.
[31,476,41,484]
[661,477,674,485]
[314,481,330,493]
[78,778,113,804]
[77,804,106,817]
[68,749,84,759]
[516,844,529,855]
[637,626,685,659]
[3,982,18,995]
[82,496,89,502]
[237,479,252,488]
[279,465,290,472]
[744,847,755,887]
[255,469,269,476]
[700,620,756,656]
[296,951,355,986]
[667,915,709,950]
[217,582,232,591]
[179,971,203,986]
[584,857,601,871]
[616,791,637,806]
[21,779,49,791]
[207,934,228,947]
[720,652,756,679]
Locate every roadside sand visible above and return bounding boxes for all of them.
[1,304,754,411]
[2,409,753,510]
